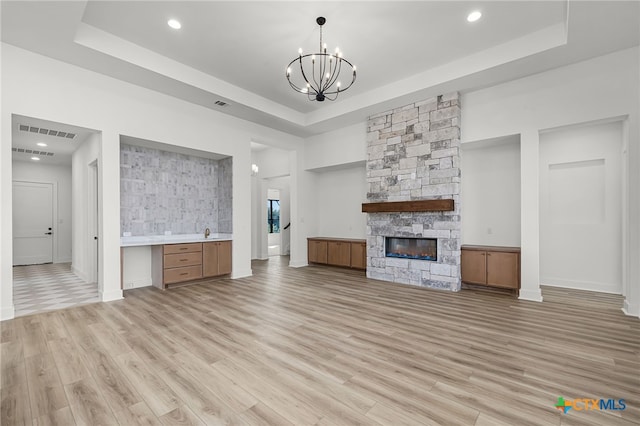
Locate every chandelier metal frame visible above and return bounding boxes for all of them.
[286,17,357,102]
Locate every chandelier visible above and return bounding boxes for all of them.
[286,17,356,102]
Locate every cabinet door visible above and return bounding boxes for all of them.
[461,249,487,284]
[327,241,351,267]
[217,241,232,275]
[308,240,328,264]
[350,242,366,270]
[202,242,218,277]
[203,241,232,277]
[486,252,519,288]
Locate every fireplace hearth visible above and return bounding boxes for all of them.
[386,237,437,261]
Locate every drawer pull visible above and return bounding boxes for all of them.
[179,259,188,262]
[180,247,189,250]
[180,272,189,276]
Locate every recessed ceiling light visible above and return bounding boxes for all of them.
[168,19,181,30]
[37,142,47,147]
[467,11,482,22]
[31,156,40,161]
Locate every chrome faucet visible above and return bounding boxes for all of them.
[204,227,210,238]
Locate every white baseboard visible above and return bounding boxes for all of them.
[288,260,308,268]
[72,265,90,283]
[541,277,622,294]
[1,305,15,321]
[519,288,543,302]
[123,278,152,289]
[100,289,123,302]
[622,299,639,317]
[232,269,253,279]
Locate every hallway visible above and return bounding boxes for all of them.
[13,262,98,317]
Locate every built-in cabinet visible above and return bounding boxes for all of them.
[461,245,520,291]
[203,241,232,277]
[152,240,232,289]
[308,237,366,271]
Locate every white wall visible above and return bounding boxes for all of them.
[461,138,521,247]
[461,46,639,315]
[314,166,367,239]
[121,246,152,289]
[539,121,622,293]
[304,122,366,171]
[71,134,100,283]
[1,43,302,320]
[12,160,72,263]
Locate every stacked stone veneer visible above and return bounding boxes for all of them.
[366,93,461,290]
[120,144,233,235]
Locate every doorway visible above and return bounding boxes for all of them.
[267,188,281,256]
[11,115,100,317]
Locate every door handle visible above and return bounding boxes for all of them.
[45,232,52,235]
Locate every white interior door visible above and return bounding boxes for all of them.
[13,181,54,265]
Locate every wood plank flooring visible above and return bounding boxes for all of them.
[2,256,639,425]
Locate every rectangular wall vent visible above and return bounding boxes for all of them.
[12,147,54,156]
[19,124,77,139]
[214,100,229,107]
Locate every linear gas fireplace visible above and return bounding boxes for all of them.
[385,237,437,261]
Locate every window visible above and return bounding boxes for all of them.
[267,199,280,233]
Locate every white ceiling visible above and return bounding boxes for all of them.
[11,115,95,166]
[2,1,639,139]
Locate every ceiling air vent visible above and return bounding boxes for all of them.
[12,147,54,156]
[214,100,229,107]
[19,124,77,139]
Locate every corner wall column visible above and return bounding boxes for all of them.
[519,129,543,301]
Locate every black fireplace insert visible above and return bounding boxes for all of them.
[385,237,437,261]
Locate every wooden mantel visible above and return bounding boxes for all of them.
[362,199,454,213]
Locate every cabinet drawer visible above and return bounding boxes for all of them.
[164,265,202,284]
[164,252,202,268]
[164,243,202,255]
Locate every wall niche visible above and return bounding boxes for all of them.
[120,140,232,236]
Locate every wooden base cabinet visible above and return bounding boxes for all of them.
[461,245,520,291]
[327,241,351,267]
[350,241,367,270]
[152,240,232,289]
[308,238,366,271]
[203,241,232,277]
[308,239,328,264]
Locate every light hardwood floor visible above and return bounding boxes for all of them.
[2,256,639,425]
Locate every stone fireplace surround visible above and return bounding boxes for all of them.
[365,93,461,291]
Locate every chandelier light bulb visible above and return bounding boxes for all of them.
[285,16,357,101]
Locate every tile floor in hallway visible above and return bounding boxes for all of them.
[12,262,99,317]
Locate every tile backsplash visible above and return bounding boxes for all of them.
[120,144,233,236]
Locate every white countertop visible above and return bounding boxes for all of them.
[121,233,233,247]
